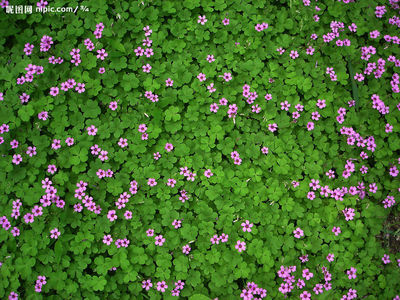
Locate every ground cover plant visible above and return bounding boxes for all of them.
[0,0,399,299]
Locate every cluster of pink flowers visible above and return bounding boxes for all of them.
[342,207,356,221]
[115,192,131,209]
[341,289,358,300]
[40,35,53,52]
[94,22,104,39]
[231,151,242,165]
[375,5,386,18]
[38,178,65,209]
[129,180,138,195]
[255,22,269,32]
[74,181,101,214]
[383,195,396,208]
[24,43,34,55]
[210,233,229,245]
[391,73,400,93]
[84,38,95,51]
[17,63,44,87]
[370,94,389,115]
[57,78,85,95]
[144,90,159,103]
[35,275,47,292]
[115,238,130,248]
[138,123,149,140]
[180,166,197,181]
[70,48,81,66]
[48,55,63,64]
[240,282,267,299]
[242,84,258,104]
[8,292,18,300]
[340,126,377,152]
[278,264,333,298]
[326,67,337,81]
[178,190,189,203]
[142,279,184,296]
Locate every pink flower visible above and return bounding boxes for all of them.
[182,244,191,254]
[75,83,85,93]
[146,229,154,237]
[210,103,219,113]
[49,87,59,96]
[293,227,304,238]
[197,73,206,82]
[382,254,391,264]
[148,178,157,186]
[51,139,61,150]
[204,169,213,178]
[261,147,269,154]
[198,15,207,25]
[107,210,117,222]
[109,101,118,110]
[332,226,341,236]
[99,67,105,74]
[96,49,108,60]
[65,137,74,146]
[38,111,48,120]
[8,292,18,300]
[307,122,315,131]
[118,138,128,148]
[223,72,232,82]
[302,269,314,280]
[47,164,57,174]
[207,54,215,63]
[347,267,357,279]
[11,227,20,237]
[142,64,152,73]
[172,219,182,229]
[241,220,253,232]
[300,291,311,300]
[138,124,147,133]
[157,281,168,292]
[210,234,220,245]
[87,125,98,136]
[12,154,22,165]
[142,279,153,291]
[166,78,174,87]
[290,50,299,59]
[167,178,176,187]
[154,152,161,160]
[155,235,165,246]
[222,18,229,25]
[235,240,246,252]
[325,254,335,265]
[220,233,229,243]
[165,143,174,152]
[307,191,315,200]
[103,234,113,245]
[50,228,60,239]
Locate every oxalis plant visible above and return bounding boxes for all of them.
[0,0,399,299]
